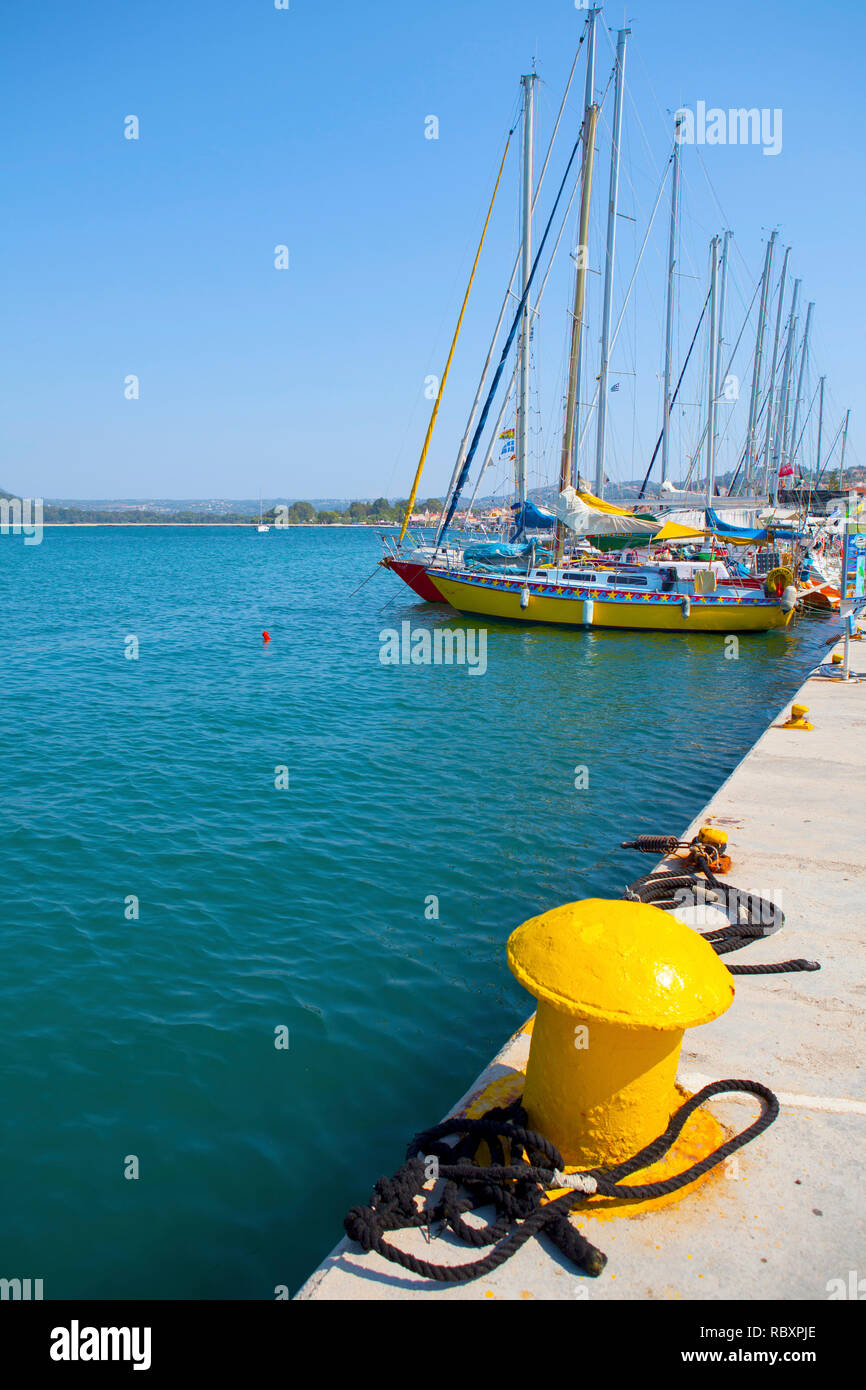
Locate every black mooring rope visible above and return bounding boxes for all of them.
[620,836,821,976]
[343,1080,778,1284]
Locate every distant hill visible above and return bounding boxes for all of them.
[44,498,358,517]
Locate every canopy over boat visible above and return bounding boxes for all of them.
[650,520,776,547]
[652,520,713,543]
[705,508,804,542]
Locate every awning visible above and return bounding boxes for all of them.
[652,521,711,542]
[651,520,761,547]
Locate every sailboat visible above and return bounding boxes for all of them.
[380,13,839,634]
[257,490,270,533]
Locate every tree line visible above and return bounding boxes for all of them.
[268,498,443,526]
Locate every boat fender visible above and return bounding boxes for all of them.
[780,584,797,613]
[681,595,691,618]
[520,586,530,609]
[582,599,594,626]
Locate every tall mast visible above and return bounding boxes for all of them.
[557,102,599,553]
[744,231,776,495]
[705,236,720,501]
[815,375,825,482]
[661,113,684,486]
[789,299,814,474]
[772,277,800,505]
[712,229,732,474]
[571,8,598,481]
[594,26,629,497]
[838,408,851,489]
[761,245,790,495]
[780,281,801,470]
[515,73,537,521]
[583,8,599,109]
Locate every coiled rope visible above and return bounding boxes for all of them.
[343,1080,778,1284]
[620,835,820,976]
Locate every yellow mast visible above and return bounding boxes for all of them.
[398,132,513,545]
[556,103,598,560]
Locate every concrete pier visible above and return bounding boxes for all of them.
[298,640,865,1300]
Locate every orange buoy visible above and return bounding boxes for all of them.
[262,631,270,643]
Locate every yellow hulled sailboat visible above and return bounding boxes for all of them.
[427,488,796,632]
[428,566,794,633]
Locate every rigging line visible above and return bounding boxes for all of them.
[640,43,756,300]
[692,141,761,289]
[679,274,763,485]
[814,417,845,488]
[451,77,618,533]
[467,128,589,517]
[727,346,781,496]
[726,436,750,497]
[436,117,594,543]
[438,24,590,531]
[540,66,615,491]
[398,127,514,544]
[577,156,672,454]
[621,41,667,188]
[466,135,586,518]
[465,371,519,523]
[637,287,711,498]
[790,379,820,467]
[666,163,713,294]
[381,109,520,503]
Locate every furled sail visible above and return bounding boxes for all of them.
[554,486,658,536]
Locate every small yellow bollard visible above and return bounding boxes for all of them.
[507,899,734,1168]
[781,702,813,730]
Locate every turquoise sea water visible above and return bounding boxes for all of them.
[0,526,835,1298]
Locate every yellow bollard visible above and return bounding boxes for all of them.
[781,702,813,730]
[697,825,728,851]
[507,899,734,1168]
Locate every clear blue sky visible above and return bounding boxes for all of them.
[1,0,863,500]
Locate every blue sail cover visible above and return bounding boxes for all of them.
[511,500,556,532]
[705,508,803,542]
[462,541,534,565]
[705,508,767,541]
